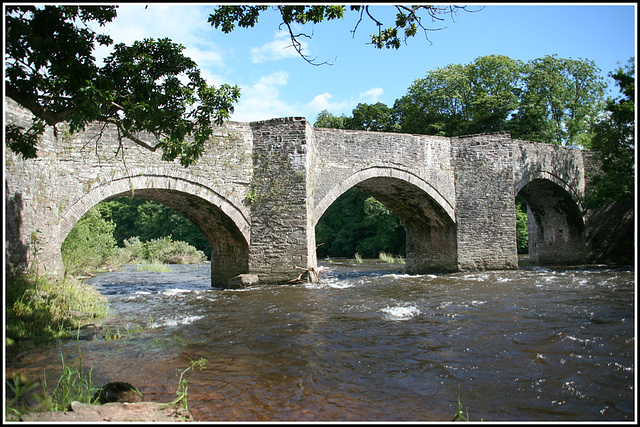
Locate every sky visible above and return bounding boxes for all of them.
[91,3,636,124]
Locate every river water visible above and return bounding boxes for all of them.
[5,260,636,421]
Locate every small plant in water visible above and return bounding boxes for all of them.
[136,262,172,273]
[378,252,396,263]
[103,325,122,341]
[452,385,478,421]
[354,253,363,263]
[42,353,100,412]
[163,358,207,411]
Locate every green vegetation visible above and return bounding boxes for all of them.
[42,353,99,412]
[6,354,100,418]
[585,58,635,208]
[6,353,205,420]
[379,252,406,264]
[515,197,529,254]
[316,188,406,259]
[120,236,206,266]
[163,358,208,411]
[5,273,109,345]
[316,54,607,148]
[61,206,119,275]
[61,203,207,277]
[97,197,211,259]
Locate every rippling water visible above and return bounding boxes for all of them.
[6,261,635,421]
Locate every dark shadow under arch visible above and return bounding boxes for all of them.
[517,178,586,265]
[317,175,458,273]
[60,176,250,287]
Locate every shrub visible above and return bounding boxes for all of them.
[120,236,206,265]
[61,207,118,276]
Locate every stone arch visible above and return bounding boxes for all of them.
[60,173,250,286]
[314,166,455,225]
[314,166,458,273]
[515,170,583,206]
[516,174,586,265]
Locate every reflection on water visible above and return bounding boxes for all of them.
[5,261,635,421]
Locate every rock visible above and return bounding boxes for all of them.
[227,273,259,289]
[76,323,102,340]
[20,401,193,422]
[94,382,143,404]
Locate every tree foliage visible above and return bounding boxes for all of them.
[96,197,211,259]
[513,55,606,146]
[316,188,405,259]
[209,5,481,65]
[5,5,240,167]
[317,54,607,148]
[585,58,635,207]
[61,206,118,274]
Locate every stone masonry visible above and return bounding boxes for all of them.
[5,97,616,287]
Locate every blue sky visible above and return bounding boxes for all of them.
[94,3,637,124]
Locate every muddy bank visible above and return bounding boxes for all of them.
[16,401,193,422]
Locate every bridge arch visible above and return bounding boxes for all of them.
[60,172,250,286]
[314,167,458,273]
[516,172,586,265]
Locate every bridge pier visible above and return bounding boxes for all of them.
[247,118,317,284]
[405,221,458,273]
[452,134,519,271]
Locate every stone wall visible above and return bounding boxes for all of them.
[451,133,519,270]
[248,117,316,283]
[7,95,625,287]
[4,97,254,285]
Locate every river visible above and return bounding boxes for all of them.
[5,260,635,421]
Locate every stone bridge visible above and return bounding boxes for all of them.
[5,98,607,286]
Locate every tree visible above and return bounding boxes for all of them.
[585,58,635,207]
[346,102,397,132]
[61,206,117,274]
[314,110,348,129]
[97,197,211,258]
[315,104,398,132]
[390,54,605,146]
[6,5,480,166]
[394,62,472,136]
[208,5,482,65]
[466,55,522,134]
[513,55,605,146]
[5,5,240,167]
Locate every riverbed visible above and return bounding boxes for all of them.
[5,260,635,421]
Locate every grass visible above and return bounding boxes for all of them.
[6,345,101,419]
[136,262,173,273]
[378,252,406,264]
[5,273,109,345]
[6,349,206,420]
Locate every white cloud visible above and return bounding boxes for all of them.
[305,93,350,114]
[250,30,308,63]
[359,87,384,103]
[230,71,297,122]
[94,4,226,70]
[298,87,387,122]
